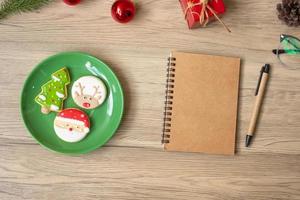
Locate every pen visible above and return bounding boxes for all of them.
[245,64,270,147]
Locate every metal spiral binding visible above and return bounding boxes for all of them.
[162,56,176,144]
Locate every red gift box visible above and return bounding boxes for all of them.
[179,0,227,30]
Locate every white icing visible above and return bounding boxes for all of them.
[39,95,46,101]
[52,75,60,81]
[54,126,87,143]
[56,92,65,98]
[83,127,89,134]
[50,104,59,111]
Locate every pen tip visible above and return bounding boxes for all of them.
[264,64,270,73]
[245,135,252,147]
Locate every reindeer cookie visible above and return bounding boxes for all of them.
[71,76,107,109]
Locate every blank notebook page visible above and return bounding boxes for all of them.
[164,52,240,155]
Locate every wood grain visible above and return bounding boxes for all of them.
[0,0,300,199]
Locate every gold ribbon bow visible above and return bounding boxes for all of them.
[184,0,231,32]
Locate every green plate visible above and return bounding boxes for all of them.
[21,52,124,155]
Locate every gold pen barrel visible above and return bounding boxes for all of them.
[247,73,269,135]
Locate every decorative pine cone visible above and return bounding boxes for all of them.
[277,0,300,26]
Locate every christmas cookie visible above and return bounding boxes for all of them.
[71,76,107,109]
[54,108,90,143]
[35,67,70,114]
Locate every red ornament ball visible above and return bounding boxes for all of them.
[111,0,136,23]
[63,0,81,6]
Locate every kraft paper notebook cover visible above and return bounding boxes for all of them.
[162,52,240,155]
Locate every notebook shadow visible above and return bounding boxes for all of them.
[235,59,244,154]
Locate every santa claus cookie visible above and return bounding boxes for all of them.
[71,76,107,109]
[54,108,90,143]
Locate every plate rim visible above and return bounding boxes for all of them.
[20,51,124,155]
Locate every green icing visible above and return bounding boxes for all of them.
[35,67,70,112]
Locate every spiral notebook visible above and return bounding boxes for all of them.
[162,52,240,155]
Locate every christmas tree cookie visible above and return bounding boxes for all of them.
[35,67,70,114]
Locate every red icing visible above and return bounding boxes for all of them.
[57,108,90,128]
[83,102,91,108]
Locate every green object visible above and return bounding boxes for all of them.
[281,34,300,55]
[272,34,300,69]
[0,0,53,20]
[21,52,124,154]
[35,67,70,114]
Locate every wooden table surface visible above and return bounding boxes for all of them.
[1,0,300,199]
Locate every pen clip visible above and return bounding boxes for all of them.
[255,67,264,96]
